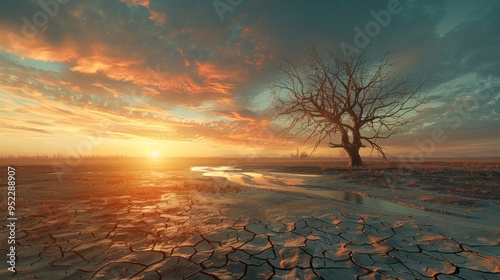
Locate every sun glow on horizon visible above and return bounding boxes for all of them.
[152,150,159,158]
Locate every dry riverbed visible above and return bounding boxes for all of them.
[0,159,499,279]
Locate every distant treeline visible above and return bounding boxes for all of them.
[0,154,128,159]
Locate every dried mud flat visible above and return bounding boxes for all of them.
[0,160,499,279]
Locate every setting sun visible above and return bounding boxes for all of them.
[1,1,500,278]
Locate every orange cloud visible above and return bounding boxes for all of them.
[70,56,142,74]
[120,0,149,8]
[0,15,253,112]
[64,46,239,102]
[196,61,238,81]
[92,83,119,97]
[123,105,166,114]
[213,110,259,122]
[0,27,78,62]
[195,61,246,95]
[142,86,161,97]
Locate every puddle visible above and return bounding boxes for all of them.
[191,166,424,216]
[190,166,241,172]
[191,166,491,225]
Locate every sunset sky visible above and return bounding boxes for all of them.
[1,0,499,158]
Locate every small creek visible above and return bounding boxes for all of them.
[191,166,491,226]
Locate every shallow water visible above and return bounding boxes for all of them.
[191,166,492,225]
[191,166,424,215]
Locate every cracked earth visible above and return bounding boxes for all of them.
[1,163,499,279]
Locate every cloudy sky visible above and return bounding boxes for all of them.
[1,0,499,158]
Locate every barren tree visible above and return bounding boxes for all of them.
[271,47,429,167]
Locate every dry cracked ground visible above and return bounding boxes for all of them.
[1,165,499,279]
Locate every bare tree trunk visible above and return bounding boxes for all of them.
[341,130,363,167]
[346,146,363,167]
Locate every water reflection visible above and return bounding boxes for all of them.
[190,166,241,172]
[343,192,364,205]
[191,166,419,214]
[191,166,491,226]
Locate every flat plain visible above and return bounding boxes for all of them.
[0,158,499,279]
